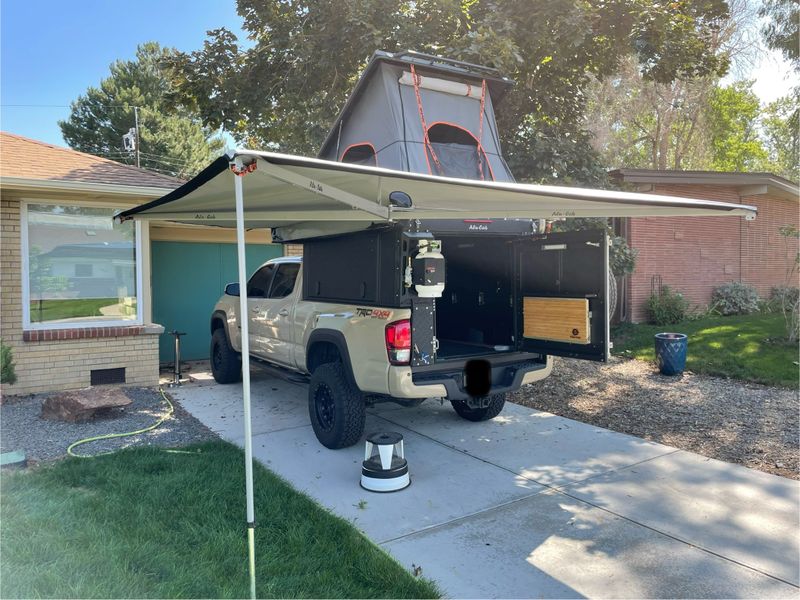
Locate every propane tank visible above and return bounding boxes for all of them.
[413,239,445,298]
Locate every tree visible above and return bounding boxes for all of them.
[166,0,730,184]
[585,0,760,171]
[759,0,799,183]
[760,0,799,69]
[60,43,224,179]
[762,95,799,181]
[705,81,768,172]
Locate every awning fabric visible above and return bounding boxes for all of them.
[117,150,757,234]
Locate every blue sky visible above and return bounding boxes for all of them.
[1,0,245,145]
[2,1,797,148]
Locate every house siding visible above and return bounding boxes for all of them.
[1,195,161,396]
[627,184,799,322]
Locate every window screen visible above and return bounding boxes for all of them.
[247,264,274,297]
[269,263,300,298]
[427,124,492,180]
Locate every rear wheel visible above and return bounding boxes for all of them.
[451,393,506,422]
[210,328,241,384]
[308,362,366,449]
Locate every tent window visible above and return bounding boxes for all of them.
[341,143,377,166]
[427,123,493,180]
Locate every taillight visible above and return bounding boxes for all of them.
[385,319,411,365]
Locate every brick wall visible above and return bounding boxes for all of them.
[1,196,162,397]
[627,184,799,322]
[284,244,304,256]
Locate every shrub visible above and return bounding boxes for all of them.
[771,286,800,342]
[711,282,760,316]
[646,285,690,325]
[1,341,16,385]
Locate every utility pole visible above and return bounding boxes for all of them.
[133,106,140,169]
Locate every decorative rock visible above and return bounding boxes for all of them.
[41,388,132,423]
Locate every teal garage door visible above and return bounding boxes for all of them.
[151,241,283,363]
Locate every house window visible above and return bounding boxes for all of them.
[23,203,142,327]
[74,264,93,278]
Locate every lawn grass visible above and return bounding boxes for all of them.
[29,298,119,322]
[613,313,799,388]
[0,441,439,599]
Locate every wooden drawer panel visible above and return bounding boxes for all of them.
[523,297,590,344]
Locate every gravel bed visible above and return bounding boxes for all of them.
[1,387,218,463]
[510,357,799,479]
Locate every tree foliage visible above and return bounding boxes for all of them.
[60,43,224,178]
[705,81,767,172]
[166,0,730,184]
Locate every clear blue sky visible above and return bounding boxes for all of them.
[1,0,245,146]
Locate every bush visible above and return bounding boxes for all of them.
[1,341,17,385]
[771,286,800,342]
[646,285,690,325]
[711,282,760,316]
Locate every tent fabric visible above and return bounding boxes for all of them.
[318,58,513,181]
[117,150,757,241]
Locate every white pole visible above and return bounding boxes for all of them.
[233,164,257,600]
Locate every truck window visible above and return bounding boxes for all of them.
[268,263,300,298]
[247,264,275,298]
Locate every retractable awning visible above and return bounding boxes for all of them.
[118,150,757,233]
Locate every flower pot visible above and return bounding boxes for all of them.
[654,332,687,376]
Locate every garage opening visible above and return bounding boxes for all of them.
[435,236,514,359]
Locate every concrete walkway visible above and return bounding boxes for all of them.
[170,365,800,599]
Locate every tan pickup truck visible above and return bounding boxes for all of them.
[210,221,609,449]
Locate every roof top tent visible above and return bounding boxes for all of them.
[318,50,515,182]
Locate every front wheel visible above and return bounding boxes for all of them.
[308,362,366,449]
[210,328,241,384]
[451,393,506,422]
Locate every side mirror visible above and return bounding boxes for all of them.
[224,282,240,297]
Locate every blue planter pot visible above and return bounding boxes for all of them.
[654,332,688,376]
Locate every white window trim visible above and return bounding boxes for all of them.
[21,199,144,330]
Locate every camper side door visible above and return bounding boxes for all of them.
[515,229,610,362]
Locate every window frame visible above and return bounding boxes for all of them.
[247,263,276,298]
[21,199,144,330]
[339,142,378,167]
[267,263,300,299]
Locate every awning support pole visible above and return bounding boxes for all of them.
[233,166,257,600]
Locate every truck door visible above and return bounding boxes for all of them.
[515,229,609,362]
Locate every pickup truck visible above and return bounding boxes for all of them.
[210,222,610,449]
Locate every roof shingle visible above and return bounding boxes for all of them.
[0,131,181,189]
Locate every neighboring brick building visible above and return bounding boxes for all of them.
[610,170,800,323]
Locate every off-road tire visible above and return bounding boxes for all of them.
[308,362,365,449]
[451,393,506,422]
[210,328,241,384]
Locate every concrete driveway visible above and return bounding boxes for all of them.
[170,365,799,598]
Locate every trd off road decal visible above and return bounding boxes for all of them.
[356,308,392,319]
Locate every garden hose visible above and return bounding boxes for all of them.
[66,387,174,458]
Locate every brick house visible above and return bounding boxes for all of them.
[610,170,800,323]
[1,133,281,395]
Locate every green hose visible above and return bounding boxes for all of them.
[66,387,174,458]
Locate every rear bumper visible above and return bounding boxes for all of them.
[393,354,552,401]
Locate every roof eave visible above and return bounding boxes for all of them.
[0,176,178,198]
